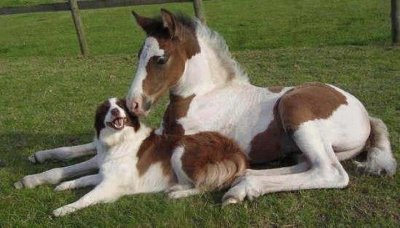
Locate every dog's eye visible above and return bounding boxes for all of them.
[156,55,168,65]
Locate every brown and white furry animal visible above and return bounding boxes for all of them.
[15,98,247,217]
[124,10,397,205]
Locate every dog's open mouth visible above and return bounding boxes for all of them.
[107,117,127,130]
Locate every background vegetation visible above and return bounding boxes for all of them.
[0,0,399,226]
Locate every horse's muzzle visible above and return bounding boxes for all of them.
[127,95,152,117]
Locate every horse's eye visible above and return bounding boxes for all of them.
[156,55,168,65]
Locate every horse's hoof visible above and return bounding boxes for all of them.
[222,197,240,207]
[14,181,24,189]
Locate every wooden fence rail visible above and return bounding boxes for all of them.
[0,0,193,15]
[392,0,400,45]
[0,0,205,56]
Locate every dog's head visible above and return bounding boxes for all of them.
[95,97,140,146]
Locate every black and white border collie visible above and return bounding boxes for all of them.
[15,98,247,217]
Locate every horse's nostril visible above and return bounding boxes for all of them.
[111,108,120,116]
[133,102,139,110]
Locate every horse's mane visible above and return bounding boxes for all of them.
[147,13,249,82]
[193,20,249,82]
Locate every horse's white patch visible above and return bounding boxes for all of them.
[177,85,291,153]
[127,37,165,100]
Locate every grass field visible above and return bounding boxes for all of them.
[0,0,399,226]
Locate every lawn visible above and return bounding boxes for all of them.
[0,0,399,226]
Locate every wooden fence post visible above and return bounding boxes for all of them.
[193,0,205,24]
[392,0,400,45]
[69,0,88,56]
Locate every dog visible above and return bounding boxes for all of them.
[15,98,247,217]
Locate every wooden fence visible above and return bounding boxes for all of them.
[0,0,205,56]
[392,0,400,45]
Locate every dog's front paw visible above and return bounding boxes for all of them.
[14,175,42,189]
[28,152,44,164]
[54,181,74,191]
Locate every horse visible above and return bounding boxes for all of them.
[125,9,397,205]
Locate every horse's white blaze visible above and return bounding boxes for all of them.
[127,37,165,100]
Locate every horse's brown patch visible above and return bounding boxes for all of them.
[248,102,298,163]
[180,132,248,189]
[162,93,195,135]
[278,82,348,131]
[248,118,286,163]
[267,86,284,93]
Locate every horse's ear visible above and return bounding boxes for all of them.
[132,10,154,34]
[160,8,181,39]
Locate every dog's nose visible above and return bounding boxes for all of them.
[111,108,120,116]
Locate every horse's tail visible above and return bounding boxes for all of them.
[194,153,248,191]
[358,117,397,176]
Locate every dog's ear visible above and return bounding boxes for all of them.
[95,100,110,138]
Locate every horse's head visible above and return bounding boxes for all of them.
[127,9,200,116]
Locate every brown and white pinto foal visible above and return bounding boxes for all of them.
[125,10,397,204]
[15,98,247,216]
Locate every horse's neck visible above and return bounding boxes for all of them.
[171,36,242,98]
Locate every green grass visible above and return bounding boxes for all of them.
[0,0,399,226]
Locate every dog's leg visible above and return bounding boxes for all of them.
[168,188,201,199]
[53,183,120,217]
[166,184,201,199]
[15,155,99,189]
[165,184,192,193]
[222,122,349,206]
[245,161,309,176]
[29,142,96,164]
[54,174,101,191]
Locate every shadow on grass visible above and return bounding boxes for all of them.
[0,131,93,159]
[0,131,95,179]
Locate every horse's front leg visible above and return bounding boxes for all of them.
[53,183,120,217]
[15,155,99,189]
[29,142,96,164]
[222,122,350,205]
